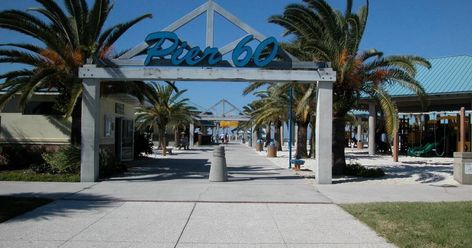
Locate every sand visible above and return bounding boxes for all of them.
[255,145,457,186]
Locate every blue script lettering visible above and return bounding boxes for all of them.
[144,31,278,67]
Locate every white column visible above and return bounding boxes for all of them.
[368,102,376,155]
[357,118,362,142]
[189,122,195,148]
[315,81,333,184]
[81,78,100,182]
[294,123,298,146]
[280,124,284,147]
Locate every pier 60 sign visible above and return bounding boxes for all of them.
[144,31,279,67]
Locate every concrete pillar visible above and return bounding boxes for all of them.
[357,118,362,149]
[209,146,228,182]
[459,107,466,152]
[315,81,333,184]
[80,79,100,182]
[368,102,376,155]
[189,122,195,147]
[294,123,298,146]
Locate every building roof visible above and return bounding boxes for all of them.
[387,55,472,97]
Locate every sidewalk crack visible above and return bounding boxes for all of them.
[266,204,289,248]
[57,201,125,247]
[174,202,197,248]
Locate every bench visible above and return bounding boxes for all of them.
[291,159,305,171]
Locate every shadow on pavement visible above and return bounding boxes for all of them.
[107,158,211,182]
[1,192,118,223]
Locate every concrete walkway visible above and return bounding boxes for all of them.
[0,143,394,247]
[318,183,472,204]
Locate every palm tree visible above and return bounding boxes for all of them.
[0,0,152,145]
[248,86,288,151]
[269,0,431,174]
[135,82,196,156]
[243,80,316,157]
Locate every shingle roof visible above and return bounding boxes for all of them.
[387,55,472,97]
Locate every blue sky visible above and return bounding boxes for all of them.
[1,0,472,110]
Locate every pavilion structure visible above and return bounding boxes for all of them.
[191,99,250,146]
[357,56,472,159]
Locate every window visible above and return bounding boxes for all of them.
[104,115,113,137]
[115,103,124,115]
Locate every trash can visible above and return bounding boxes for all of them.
[255,139,263,152]
[454,152,472,184]
[267,141,277,157]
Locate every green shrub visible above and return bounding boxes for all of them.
[134,132,153,158]
[2,145,46,169]
[345,163,385,177]
[42,146,80,174]
[30,163,51,174]
[99,149,126,178]
[0,154,8,168]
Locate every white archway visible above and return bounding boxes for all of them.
[78,0,336,184]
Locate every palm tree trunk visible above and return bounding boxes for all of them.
[274,121,282,151]
[332,116,347,175]
[296,121,309,158]
[276,121,283,151]
[159,128,167,156]
[265,123,271,147]
[70,98,82,146]
[174,128,179,147]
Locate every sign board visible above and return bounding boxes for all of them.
[220,121,239,128]
[115,103,125,115]
[144,31,278,67]
[465,162,472,175]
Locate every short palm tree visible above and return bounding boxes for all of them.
[249,86,288,151]
[0,0,152,145]
[135,83,196,156]
[270,0,431,174]
[244,80,316,157]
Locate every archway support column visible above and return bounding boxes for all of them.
[368,102,376,155]
[189,122,195,147]
[81,77,101,182]
[315,81,333,184]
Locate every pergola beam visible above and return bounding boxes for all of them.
[79,66,335,83]
[198,116,250,121]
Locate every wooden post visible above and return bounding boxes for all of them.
[459,107,465,152]
[393,127,399,162]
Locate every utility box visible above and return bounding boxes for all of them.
[453,152,472,184]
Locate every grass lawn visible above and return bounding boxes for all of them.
[0,170,79,182]
[0,196,52,223]
[341,202,472,248]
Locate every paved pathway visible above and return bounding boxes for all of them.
[318,183,472,203]
[0,143,394,247]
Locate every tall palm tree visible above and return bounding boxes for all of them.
[135,82,196,156]
[0,0,152,145]
[270,0,431,174]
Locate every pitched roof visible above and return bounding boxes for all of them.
[388,55,472,97]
